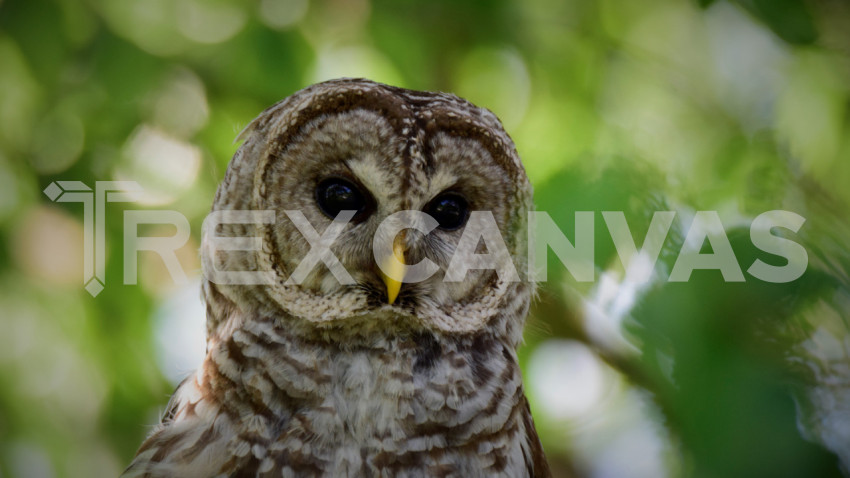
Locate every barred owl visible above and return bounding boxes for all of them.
[123,78,552,477]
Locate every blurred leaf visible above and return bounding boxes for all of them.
[736,0,819,44]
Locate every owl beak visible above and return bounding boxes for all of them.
[380,234,407,305]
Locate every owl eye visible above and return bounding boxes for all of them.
[315,177,372,221]
[425,193,469,230]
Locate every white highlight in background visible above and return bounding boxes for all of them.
[153,279,207,385]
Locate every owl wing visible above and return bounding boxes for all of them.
[120,376,237,478]
[522,396,578,478]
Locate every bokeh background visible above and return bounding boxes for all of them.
[1,0,849,476]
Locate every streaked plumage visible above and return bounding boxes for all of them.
[123,78,551,477]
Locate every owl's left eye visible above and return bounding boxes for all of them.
[315,177,372,221]
[425,193,469,231]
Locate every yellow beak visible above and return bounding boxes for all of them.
[380,235,407,305]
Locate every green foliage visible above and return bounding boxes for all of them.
[0,0,848,476]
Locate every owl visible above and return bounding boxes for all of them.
[123,78,553,477]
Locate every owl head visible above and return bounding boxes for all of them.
[202,78,533,343]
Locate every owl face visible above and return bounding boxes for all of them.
[206,79,532,336]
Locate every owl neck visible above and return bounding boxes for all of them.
[196,282,529,446]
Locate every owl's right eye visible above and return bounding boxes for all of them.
[315,177,372,221]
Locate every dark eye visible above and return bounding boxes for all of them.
[315,177,372,220]
[425,193,469,230]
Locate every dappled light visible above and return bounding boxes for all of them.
[1,0,849,476]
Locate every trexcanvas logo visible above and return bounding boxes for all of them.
[43,180,811,297]
[43,181,143,296]
[43,180,191,296]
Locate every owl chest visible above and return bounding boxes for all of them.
[321,351,419,441]
[261,346,516,474]
[279,350,441,444]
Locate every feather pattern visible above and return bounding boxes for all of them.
[123,79,552,477]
